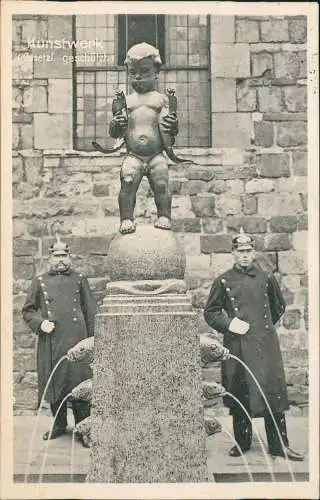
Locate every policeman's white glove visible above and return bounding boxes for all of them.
[40,320,55,334]
[229,317,250,335]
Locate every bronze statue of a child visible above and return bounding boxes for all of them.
[109,43,179,235]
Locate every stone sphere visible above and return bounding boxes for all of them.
[107,225,186,281]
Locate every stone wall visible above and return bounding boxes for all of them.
[12,14,308,415]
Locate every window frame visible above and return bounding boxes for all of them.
[72,14,212,150]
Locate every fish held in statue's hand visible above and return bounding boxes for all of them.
[67,336,95,364]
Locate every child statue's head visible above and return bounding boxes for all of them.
[124,43,162,94]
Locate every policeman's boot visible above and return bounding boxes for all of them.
[229,413,252,457]
[72,401,91,448]
[72,400,90,426]
[43,400,67,440]
[265,412,304,461]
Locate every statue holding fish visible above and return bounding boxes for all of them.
[92,42,193,235]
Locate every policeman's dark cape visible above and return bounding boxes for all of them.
[92,89,193,164]
[22,269,97,405]
[204,263,289,417]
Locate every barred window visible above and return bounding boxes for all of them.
[74,15,211,151]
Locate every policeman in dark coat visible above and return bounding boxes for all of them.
[204,229,304,461]
[22,237,97,443]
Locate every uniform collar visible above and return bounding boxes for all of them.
[233,263,257,277]
[48,268,72,276]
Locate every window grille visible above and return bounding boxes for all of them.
[74,15,211,151]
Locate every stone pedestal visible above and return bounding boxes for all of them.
[87,293,207,482]
[87,226,207,482]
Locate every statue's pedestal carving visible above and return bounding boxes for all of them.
[87,226,207,482]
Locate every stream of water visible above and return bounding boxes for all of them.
[24,355,68,483]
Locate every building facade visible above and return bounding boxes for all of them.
[12,14,308,414]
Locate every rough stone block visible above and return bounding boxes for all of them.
[256,153,290,178]
[252,52,274,77]
[23,85,47,112]
[13,238,38,256]
[292,231,308,255]
[212,79,236,112]
[297,213,308,230]
[274,52,300,79]
[283,86,307,112]
[24,155,43,185]
[298,50,307,78]
[288,17,307,43]
[12,156,24,184]
[278,250,306,274]
[260,19,289,42]
[13,182,40,201]
[263,112,306,121]
[21,19,47,41]
[190,287,211,309]
[264,233,292,251]
[12,111,33,124]
[169,178,182,195]
[255,252,277,273]
[28,219,49,237]
[12,87,22,109]
[212,113,251,148]
[20,123,33,149]
[179,233,200,256]
[242,195,257,215]
[258,193,302,216]
[210,16,235,43]
[13,256,35,280]
[277,121,307,147]
[270,216,298,233]
[72,255,109,278]
[202,218,223,234]
[236,82,257,111]
[226,216,267,233]
[245,178,275,194]
[14,349,36,371]
[282,274,301,292]
[12,124,20,149]
[181,180,207,196]
[33,49,72,79]
[207,180,226,194]
[213,164,254,180]
[48,79,72,114]
[212,44,250,78]
[210,254,235,279]
[34,113,72,149]
[171,218,201,233]
[48,15,72,40]
[185,255,212,281]
[12,54,33,79]
[225,180,244,195]
[215,196,242,217]
[253,121,274,147]
[200,234,232,254]
[258,87,283,112]
[292,151,307,176]
[190,194,215,217]
[93,183,110,197]
[236,19,259,42]
[282,290,294,306]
